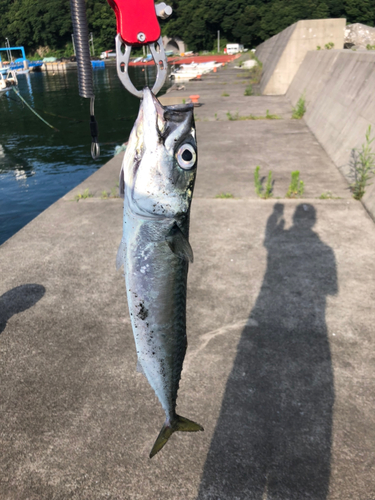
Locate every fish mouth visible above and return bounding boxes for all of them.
[142,87,165,124]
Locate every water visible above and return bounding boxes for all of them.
[0,65,170,245]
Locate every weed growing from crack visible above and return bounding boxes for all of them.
[292,94,306,119]
[286,171,304,198]
[244,85,253,96]
[254,166,274,199]
[227,110,280,121]
[215,193,234,199]
[318,192,341,199]
[75,188,93,201]
[349,125,375,200]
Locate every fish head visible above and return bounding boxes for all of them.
[124,87,197,219]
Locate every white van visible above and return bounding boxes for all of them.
[226,44,244,55]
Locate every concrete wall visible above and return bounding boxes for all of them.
[287,50,375,217]
[256,19,346,95]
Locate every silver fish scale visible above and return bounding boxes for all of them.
[125,213,189,421]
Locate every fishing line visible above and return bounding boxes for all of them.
[12,88,59,131]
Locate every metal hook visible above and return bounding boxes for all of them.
[115,34,168,98]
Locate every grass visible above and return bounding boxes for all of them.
[286,171,304,198]
[349,125,375,200]
[75,188,93,201]
[292,93,306,119]
[215,193,234,199]
[254,166,274,199]
[221,92,229,97]
[265,109,280,119]
[101,186,120,199]
[244,85,253,96]
[317,42,334,50]
[318,192,341,199]
[227,110,280,121]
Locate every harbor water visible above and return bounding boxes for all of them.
[0,65,170,245]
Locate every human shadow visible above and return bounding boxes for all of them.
[197,203,337,500]
[0,284,46,334]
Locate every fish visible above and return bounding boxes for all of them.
[116,87,203,458]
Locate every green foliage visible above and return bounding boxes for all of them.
[286,171,304,198]
[254,166,262,196]
[110,186,118,198]
[221,92,229,96]
[324,42,335,49]
[75,189,93,201]
[317,45,322,50]
[101,187,120,199]
[254,166,274,199]
[292,94,306,119]
[244,85,253,96]
[319,191,341,199]
[227,110,280,120]
[227,111,239,121]
[366,44,375,50]
[349,125,375,200]
[215,193,234,198]
[265,109,280,119]
[264,171,274,199]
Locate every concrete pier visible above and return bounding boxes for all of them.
[1,58,375,499]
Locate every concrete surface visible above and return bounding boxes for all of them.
[287,49,375,219]
[256,19,346,95]
[1,61,375,500]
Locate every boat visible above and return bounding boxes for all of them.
[169,61,222,80]
[0,70,18,97]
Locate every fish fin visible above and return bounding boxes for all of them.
[119,164,125,198]
[116,239,126,270]
[165,223,194,263]
[149,415,203,458]
[136,359,145,375]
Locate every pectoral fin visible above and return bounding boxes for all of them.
[119,164,125,198]
[165,223,194,263]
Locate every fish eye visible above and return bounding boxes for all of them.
[176,144,196,170]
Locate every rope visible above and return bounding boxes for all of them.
[12,87,59,131]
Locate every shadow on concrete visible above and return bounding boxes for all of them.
[197,203,337,500]
[0,284,45,334]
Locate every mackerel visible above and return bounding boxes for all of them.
[117,88,203,458]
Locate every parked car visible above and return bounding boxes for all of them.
[226,44,244,55]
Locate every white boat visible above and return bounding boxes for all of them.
[0,70,18,96]
[170,61,222,80]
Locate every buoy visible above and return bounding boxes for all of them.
[189,95,200,104]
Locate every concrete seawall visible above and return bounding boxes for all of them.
[256,18,346,95]
[287,49,375,216]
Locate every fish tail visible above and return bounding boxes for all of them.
[149,415,204,458]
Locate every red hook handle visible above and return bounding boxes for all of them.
[107,0,161,45]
